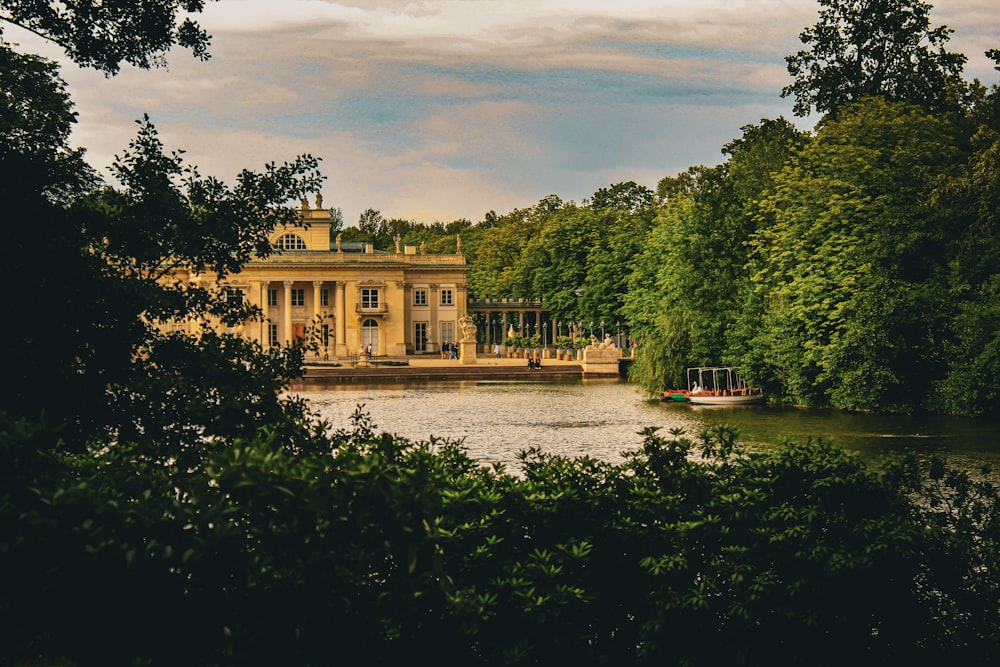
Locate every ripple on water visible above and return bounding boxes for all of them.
[296,381,1000,472]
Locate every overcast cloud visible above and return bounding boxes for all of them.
[9,0,999,224]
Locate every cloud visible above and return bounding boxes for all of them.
[9,0,996,225]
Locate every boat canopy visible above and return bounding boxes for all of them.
[686,366,750,393]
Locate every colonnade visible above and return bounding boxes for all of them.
[245,278,348,355]
[468,300,551,348]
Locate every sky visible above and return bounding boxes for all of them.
[9,0,1000,225]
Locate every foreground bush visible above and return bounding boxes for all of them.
[3,411,999,667]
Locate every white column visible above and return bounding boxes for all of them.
[312,280,323,357]
[336,281,347,356]
[283,280,293,345]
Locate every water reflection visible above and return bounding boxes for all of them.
[296,380,1000,471]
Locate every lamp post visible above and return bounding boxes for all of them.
[600,320,605,339]
[616,320,622,349]
[589,320,594,337]
[542,322,548,350]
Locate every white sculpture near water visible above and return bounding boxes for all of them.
[458,314,478,365]
[581,333,622,377]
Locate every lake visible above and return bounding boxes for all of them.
[295,379,1000,472]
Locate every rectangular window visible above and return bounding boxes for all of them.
[413,289,427,306]
[361,288,380,309]
[268,289,278,306]
[441,321,454,346]
[440,289,454,306]
[414,322,428,352]
[320,288,329,306]
[291,289,305,307]
[268,324,279,347]
[226,287,244,305]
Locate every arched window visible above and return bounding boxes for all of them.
[275,233,307,250]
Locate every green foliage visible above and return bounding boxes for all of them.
[6,411,1000,666]
[356,206,384,236]
[508,203,603,316]
[589,180,654,213]
[749,98,960,410]
[783,0,968,117]
[504,335,524,348]
[468,187,654,328]
[467,199,552,298]
[935,274,1000,416]
[0,0,215,74]
[625,119,803,398]
[929,123,1000,416]
[0,37,323,444]
[6,5,1000,663]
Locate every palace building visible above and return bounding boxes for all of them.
[179,194,471,359]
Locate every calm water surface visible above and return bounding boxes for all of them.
[295,380,1000,471]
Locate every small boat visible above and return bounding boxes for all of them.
[663,366,764,405]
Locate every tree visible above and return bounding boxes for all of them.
[655,166,701,205]
[625,119,803,397]
[1,53,323,446]
[783,0,967,117]
[590,181,654,214]
[1,25,329,666]
[0,0,214,74]
[357,207,385,236]
[750,97,960,410]
[328,205,344,232]
[931,123,1000,416]
[508,204,604,319]
[467,201,549,298]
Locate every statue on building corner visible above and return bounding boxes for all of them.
[394,234,402,253]
[456,234,463,254]
[336,232,343,252]
[419,241,427,254]
[315,192,323,208]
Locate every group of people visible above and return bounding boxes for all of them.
[440,341,459,360]
[527,355,543,369]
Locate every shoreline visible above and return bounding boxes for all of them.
[298,353,632,385]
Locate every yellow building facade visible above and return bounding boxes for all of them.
[184,196,471,359]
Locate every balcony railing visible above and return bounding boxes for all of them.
[356,303,388,314]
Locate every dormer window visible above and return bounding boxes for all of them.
[275,233,307,251]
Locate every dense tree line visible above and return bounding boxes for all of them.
[623,0,1000,416]
[333,0,1000,418]
[412,0,1000,417]
[3,2,1000,666]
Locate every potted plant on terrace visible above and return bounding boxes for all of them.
[505,336,520,358]
[555,335,572,360]
[528,333,541,359]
